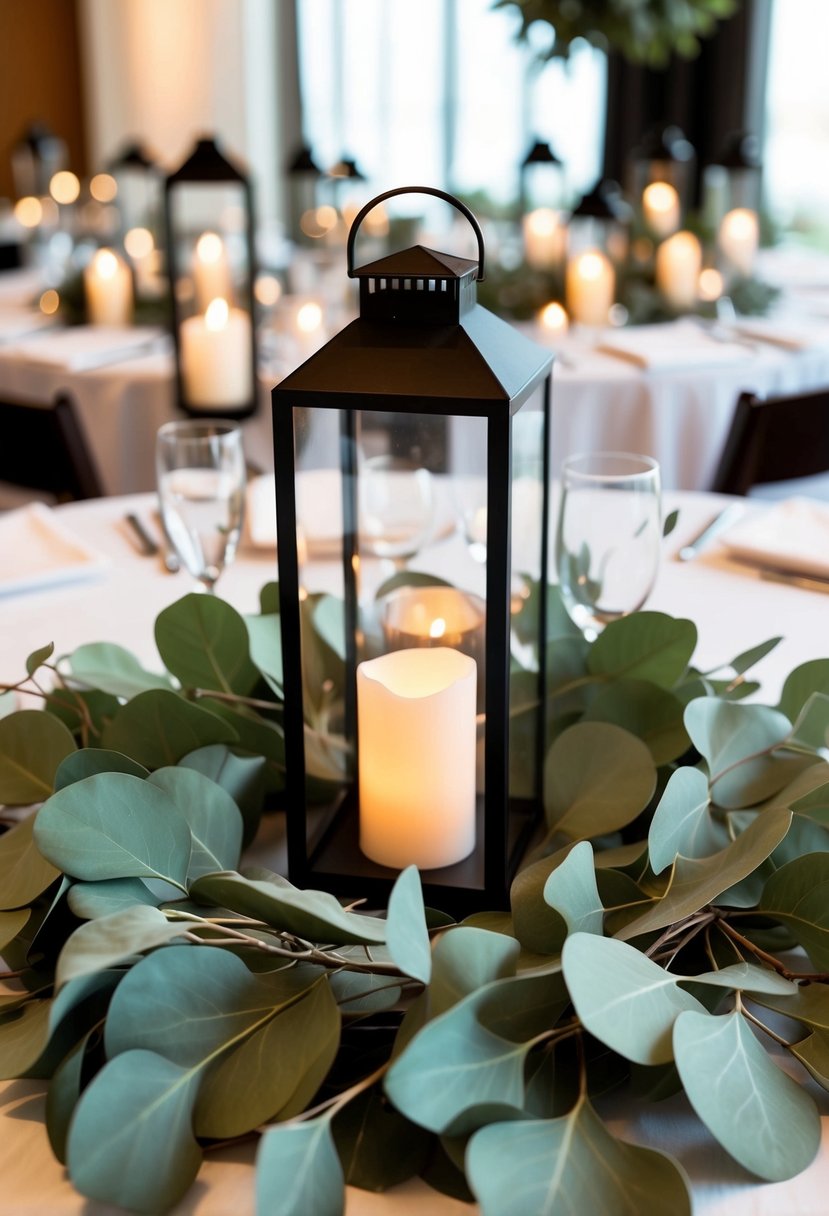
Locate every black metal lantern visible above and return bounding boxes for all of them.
[629,124,695,238]
[568,179,630,263]
[710,131,762,216]
[11,122,67,199]
[273,186,554,914]
[286,143,323,245]
[108,141,163,238]
[164,136,258,420]
[520,138,565,214]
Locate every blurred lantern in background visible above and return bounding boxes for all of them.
[520,139,567,273]
[629,124,696,234]
[108,141,163,239]
[11,122,67,200]
[286,142,324,245]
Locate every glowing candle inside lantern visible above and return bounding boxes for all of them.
[193,231,233,312]
[539,301,569,336]
[180,297,253,408]
[698,267,724,304]
[84,248,133,326]
[523,208,566,270]
[357,647,477,870]
[655,231,702,311]
[565,251,615,327]
[642,182,680,239]
[718,208,759,278]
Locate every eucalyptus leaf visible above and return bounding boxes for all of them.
[790,1031,829,1091]
[510,846,574,954]
[45,1031,93,1163]
[430,927,520,1019]
[0,998,52,1078]
[647,766,725,875]
[259,581,279,615]
[673,1009,821,1181]
[0,813,60,910]
[332,1087,431,1191]
[178,743,266,848]
[66,1049,203,1213]
[544,721,656,838]
[543,841,603,937]
[256,1115,344,1216]
[778,658,829,722]
[101,689,239,769]
[34,772,192,891]
[0,907,30,951]
[687,962,797,997]
[67,641,173,698]
[562,933,705,1065]
[583,678,689,765]
[26,641,54,675]
[198,700,286,794]
[67,877,161,920]
[245,612,283,696]
[684,698,797,808]
[724,636,782,677]
[312,594,347,661]
[467,1099,691,1216]
[789,692,829,754]
[56,905,187,988]
[190,871,386,946]
[147,766,244,880]
[748,983,829,1033]
[662,508,679,538]
[385,865,431,985]
[155,592,259,694]
[617,808,792,941]
[0,709,76,804]
[54,748,149,790]
[587,611,696,689]
[760,853,829,968]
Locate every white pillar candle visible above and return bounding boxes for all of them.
[193,231,233,312]
[718,208,759,278]
[565,250,615,327]
[84,248,133,326]
[357,647,477,870]
[642,181,680,239]
[655,230,703,311]
[180,298,253,409]
[523,208,566,271]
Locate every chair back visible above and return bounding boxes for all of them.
[0,394,104,502]
[711,388,829,496]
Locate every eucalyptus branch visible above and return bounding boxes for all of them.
[740,1003,794,1051]
[655,914,717,970]
[191,688,281,713]
[288,1060,390,1125]
[716,915,829,983]
[644,911,716,960]
[181,922,407,977]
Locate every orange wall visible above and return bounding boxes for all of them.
[0,0,87,199]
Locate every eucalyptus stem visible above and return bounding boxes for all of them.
[288,1060,390,1124]
[644,911,716,960]
[181,922,407,977]
[192,688,281,712]
[717,915,829,983]
[740,1002,794,1050]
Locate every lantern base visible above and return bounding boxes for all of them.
[290,790,540,917]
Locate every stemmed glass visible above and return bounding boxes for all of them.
[555,452,661,639]
[358,455,435,571]
[156,420,246,594]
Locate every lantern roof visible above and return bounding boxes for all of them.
[167,136,247,185]
[352,245,477,280]
[522,139,562,168]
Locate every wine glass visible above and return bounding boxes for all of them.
[358,455,435,570]
[156,420,246,594]
[555,452,661,639]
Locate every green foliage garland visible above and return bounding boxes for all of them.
[1,585,829,1214]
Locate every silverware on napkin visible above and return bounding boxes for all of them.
[728,553,829,593]
[124,513,180,573]
[676,503,743,562]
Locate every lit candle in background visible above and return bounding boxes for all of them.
[523,208,566,270]
[718,208,759,277]
[642,181,680,239]
[180,297,253,408]
[84,248,134,326]
[193,231,233,311]
[124,226,162,296]
[655,231,702,311]
[539,300,569,337]
[565,251,615,327]
[698,267,724,304]
[357,647,477,870]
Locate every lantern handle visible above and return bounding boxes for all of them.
[346,186,486,282]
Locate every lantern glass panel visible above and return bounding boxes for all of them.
[167,182,251,315]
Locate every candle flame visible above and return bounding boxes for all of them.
[429,618,446,639]
[698,267,724,302]
[90,173,118,203]
[49,171,80,205]
[642,181,678,214]
[196,231,224,264]
[95,249,119,280]
[539,301,568,333]
[205,298,230,330]
[526,207,559,238]
[577,252,605,281]
[14,196,43,228]
[297,301,323,333]
[721,208,757,239]
[124,227,154,259]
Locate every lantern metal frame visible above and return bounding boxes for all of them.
[107,140,163,237]
[163,136,259,421]
[272,186,554,914]
[519,138,565,215]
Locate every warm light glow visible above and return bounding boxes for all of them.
[196,231,225,264]
[205,297,230,331]
[642,182,677,217]
[40,198,59,227]
[316,205,338,231]
[364,204,389,237]
[124,227,154,260]
[254,273,282,307]
[721,208,757,241]
[578,253,605,281]
[429,618,447,640]
[698,267,724,302]
[49,171,80,205]
[93,249,119,280]
[526,207,559,238]
[14,196,42,228]
[632,237,653,263]
[297,301,323,333]
[39,289,60,315]
[539,301,569,333]
[90,173,118,203]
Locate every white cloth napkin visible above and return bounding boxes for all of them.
[733,316,829,351]
[0,307,57,344]
[245,471,343,555]
[596,321,752,371]
[0,502,108,595]
[11,326,165,371]
[719,497,829,578]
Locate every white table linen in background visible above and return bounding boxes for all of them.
[1,489,829,1214]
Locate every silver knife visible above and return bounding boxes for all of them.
[124,512,159,556]
[676,503,743,562]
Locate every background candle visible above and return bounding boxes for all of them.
[655,230,702,311]
[565,250,615,327]
[718,208,759,277]
[357,647,477,870]
[84,248,133,326]
[523,208,566,271]
[642,181,680,239]
[180,297,253,408]
[193,231,233,312]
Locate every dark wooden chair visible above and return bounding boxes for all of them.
[0,393,104,503]
[711,388,829,496]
